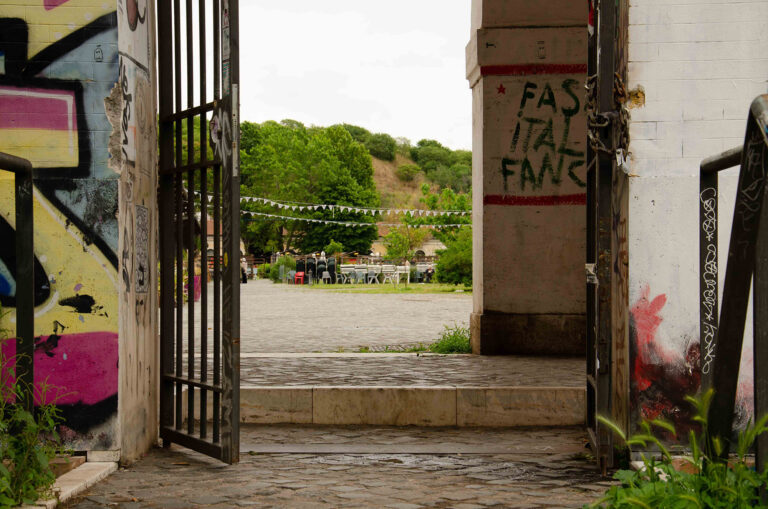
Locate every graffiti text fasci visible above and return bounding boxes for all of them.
[501,79,586,192]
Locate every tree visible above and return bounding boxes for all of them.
[396,164,421,182]
[436,227,472,287]
[365,133,396,161]
[383,226,430,262]
[239,121,380,256]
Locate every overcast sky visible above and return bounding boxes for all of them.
[238,1,473,150]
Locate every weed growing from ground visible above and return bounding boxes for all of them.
[590,389,768,508]
[427,325,471,354]
[0,304,68,507]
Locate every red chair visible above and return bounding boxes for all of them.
[294,271,305,284]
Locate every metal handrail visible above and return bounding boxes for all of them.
[699,95,768,469]
[699,145,743,392]
[0,152,34,412]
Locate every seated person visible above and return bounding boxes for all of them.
[424,265,435,283]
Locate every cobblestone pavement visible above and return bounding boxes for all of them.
[67,426,611,508]
[239,354,584,387]
[185,280,472,353]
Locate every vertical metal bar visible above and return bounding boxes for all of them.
[199,0,209,440]
[221,0,241,464]
[13,160,33,413]
[185,0,196,437]
[699,170,718,391]
[585,0,598,445]
[212,0,222,444]
[158,0,175,438]
[174,0,184,431]
[756,172,768,478]
[594,0,616,473]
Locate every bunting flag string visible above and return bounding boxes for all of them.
[193,191,471,217]
[241,211,470,229]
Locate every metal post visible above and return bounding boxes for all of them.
[0,152,34,412]
[698,146,743,392]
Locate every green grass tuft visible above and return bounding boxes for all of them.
[428,325,471,354]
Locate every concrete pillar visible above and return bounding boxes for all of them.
[467,0,588,355]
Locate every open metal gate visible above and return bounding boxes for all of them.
[157,0,240,463]
[586,0,630,473]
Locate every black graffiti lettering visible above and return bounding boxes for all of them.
[501,157,517,192]
[560,78,580,118]
[521,117,545,153]
[519,82,538,109]
[519,158,537,191]
[533,118,555,152]
[537,82,557,112]
[510,122,521,152]
[120,58,135,165]
[501,79,586,191]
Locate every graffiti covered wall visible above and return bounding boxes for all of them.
[467,11,588,354]
[113,0,158,463]
[0,0,120,450]
[627,0,768,431]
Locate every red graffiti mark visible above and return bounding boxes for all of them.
[631,285,668,391]
[497,84,506,95]
[480,64,588,77]
[484,193,587,207]
[44,0,71,10]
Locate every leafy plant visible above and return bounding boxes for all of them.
[590,389,768,509]
[428,325,471,354]
[257,263,271,279]
[435,227,472,288]
[0,305,68,506]
[396,164,421,182]
[323,239,344,257]
[268,255,296,283]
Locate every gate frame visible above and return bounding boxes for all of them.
[586,0,631,473]
[157,0,240,464]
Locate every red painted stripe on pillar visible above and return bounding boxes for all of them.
[480,64,588,76]
[484,194,587,207]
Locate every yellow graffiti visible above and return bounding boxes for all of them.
[0,0,115,60]
[0,176,117,337]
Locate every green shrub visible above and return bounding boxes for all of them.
[324,240,344,257]
[436,228,472,287]
[428,325,471,354]
[257,263,271,279]
[396,164,421,182]
[591,389,768,509]
[268,255,296,283]
[0,305,67,506]
[365,133,396,161]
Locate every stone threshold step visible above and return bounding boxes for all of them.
[22,461,117,509]
[188,386,586,427]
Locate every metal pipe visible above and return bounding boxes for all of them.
[0,152,34,412]
[700,146,743,174]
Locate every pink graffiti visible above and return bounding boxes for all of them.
[631,285,669,391]
[2,332,117,406]
[44,0,71,10]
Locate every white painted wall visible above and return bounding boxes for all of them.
[628,0,768,424]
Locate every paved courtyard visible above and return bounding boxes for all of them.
[186,279,472,353]
[66,426,611,508]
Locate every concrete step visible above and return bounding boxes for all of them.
[187,385,585,427]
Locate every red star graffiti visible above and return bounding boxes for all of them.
[497,84,506,95]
